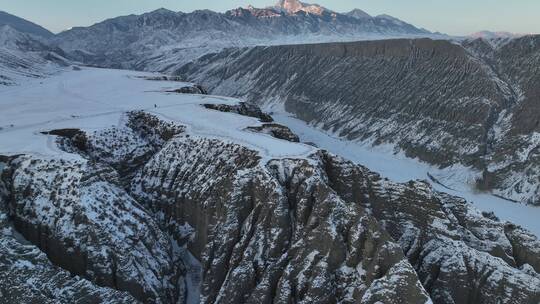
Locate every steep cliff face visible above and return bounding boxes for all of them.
[176,36,540,205]
[0,112,189,303]
[319,152,540,303]
[467,36,540,203]
[129,136,430,303]
[2,156,182,303]
[177,39,505,167]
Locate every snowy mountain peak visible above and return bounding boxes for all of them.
[345,8,371,19]
[274,0,329,15]
[145,8,177,15]
[53,3,434,70]
[153,8,174,13]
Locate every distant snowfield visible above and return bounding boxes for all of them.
[272,113,540,237]
[0,67,314,162]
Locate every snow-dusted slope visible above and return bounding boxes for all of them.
[0,10,53,38]
[0,25,66,86]
[470,30,525,39]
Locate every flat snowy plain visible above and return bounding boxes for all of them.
[1,66,538,237]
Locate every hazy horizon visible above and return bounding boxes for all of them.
[1,0,539,36]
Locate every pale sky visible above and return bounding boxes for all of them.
[1,0,539,35]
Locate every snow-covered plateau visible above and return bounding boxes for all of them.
[0,66,539,304]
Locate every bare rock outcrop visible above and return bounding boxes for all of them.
[167,85,208,95]
[204,102,274,122]
[247,123,300,142]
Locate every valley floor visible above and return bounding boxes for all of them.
[273,113,540,236]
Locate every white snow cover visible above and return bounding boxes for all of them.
[272,112,540,237]
[0,67,314,162]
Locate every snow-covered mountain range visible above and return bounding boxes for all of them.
[51,0,437,71]
[0,1,441,79]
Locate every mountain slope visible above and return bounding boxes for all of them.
[0,25,67,86]
[176,36,540,205]
[0,11,53,38]
[0,24,51,50]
